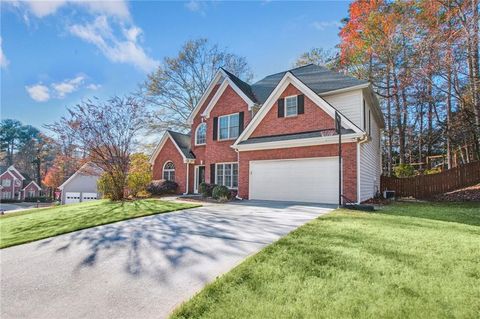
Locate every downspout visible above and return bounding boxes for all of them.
[183,162,189,195]
[234,148,243,200]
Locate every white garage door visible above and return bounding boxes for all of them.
[249,157,339,204]
[81,192,98,202]
[65,192,80,204]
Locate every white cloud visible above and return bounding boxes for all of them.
[25,84,50,102]
[86,83,101,90]
[68,16,159,72]
[51,75,85,98]
[185,0,201,12]
[312,21,342,31]
[20,0,129,20]
[0,37,9,68]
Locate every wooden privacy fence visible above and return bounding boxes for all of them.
[381,161,480,198]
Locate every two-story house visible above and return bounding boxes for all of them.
[150,64,384,204]
[0,165,42,200]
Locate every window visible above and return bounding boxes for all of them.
[216,163,238,189]
[195,123,207,145]
[2,179,11,187]
[2,192,11,199]
[28,190,35,198]
[218,113,239,140]
[285,96,298,117]
[163,161,175,181]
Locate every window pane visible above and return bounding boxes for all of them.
[219,117,229,139]
[163,172,168,180]
[196,123,206,144]
[285,96,297,116]
[216,165,224,185]
[220,127,229,140]
[232,164,238,188]
[171,172,175,181]
[229,125,239,138]
[224,164,232,187]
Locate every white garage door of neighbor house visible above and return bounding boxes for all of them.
[81,193,98,202]
[249,157,339,204]
[65,192,81,204]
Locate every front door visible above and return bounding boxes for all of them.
[194,166,205,193]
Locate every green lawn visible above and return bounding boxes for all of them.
[0,199,199,249]
[171,202,480,319]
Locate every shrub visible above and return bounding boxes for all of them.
[424,167,442,175]
[199,182,216,197]
[97,172,127,200]
[127,153,152,197]
[393,163,415,178]
[212,185,231,201]
[0,199,22,204]
[146,180,178,195]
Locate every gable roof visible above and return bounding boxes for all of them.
[221,68,257,103]
[58,162,103,190]
[150,130,195,164]
[23,180,42,191]
[233,71,364,148]
[250,64,368,104]
[168,130,195,160]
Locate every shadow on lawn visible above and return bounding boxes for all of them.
[38,201,321,285]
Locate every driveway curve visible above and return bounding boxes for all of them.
[0,200,332,319]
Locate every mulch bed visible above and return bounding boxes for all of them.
[432,183,480,202]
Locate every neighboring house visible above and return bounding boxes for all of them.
[150,64,384,204]
[58,163,102,204]
[0,165,42,200]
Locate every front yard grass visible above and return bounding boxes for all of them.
[171,201,480,319]
[0,199,199,249]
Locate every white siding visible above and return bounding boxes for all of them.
[61,174,100,204]
[322,90,362,128]
[359,96,381,202]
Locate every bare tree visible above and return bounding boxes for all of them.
[294,48,339,69]
[140,38,252,133]
[46,96,146,201]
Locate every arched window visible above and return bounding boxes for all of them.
[163,161,175,181]
[195,123,207,145]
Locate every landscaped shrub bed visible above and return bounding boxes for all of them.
[146,179,178,195]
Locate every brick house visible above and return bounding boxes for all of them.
[0,165,42,200]
[150,64,384,204]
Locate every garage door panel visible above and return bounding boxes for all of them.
[249,157,339,204]
[82,192,98,202]
[65,192,80,204]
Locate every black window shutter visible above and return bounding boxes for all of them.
[368,110,371,135]
[213,117,218,141]
[277,98,284,117]
[297,95,304,114]
[210,164,216,184]
[238,112,244,134]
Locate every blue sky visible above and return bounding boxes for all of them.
[1,1,350,129]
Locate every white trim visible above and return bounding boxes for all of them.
[234,132,365,152]
[318,83,370,96]
[215,162,238,190]
[149,131,189,164]
[194,165,205,193]
[201,71,255,119]
[23,180,42,191]
[194,122,207,146]
[7,165,26,180]
[217,112,240,141]
[233,72,362,147]
[186,71,224,125]
[284,95,298,117]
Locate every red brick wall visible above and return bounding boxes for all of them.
[238,143,357,202]
[24,183,40,197]
[201,85,252,183]
[152,138,187,194]
[251,84,335,138]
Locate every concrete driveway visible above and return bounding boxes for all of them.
[0,200,333,319]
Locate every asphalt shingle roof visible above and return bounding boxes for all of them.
[167,130,195,159]
[251,64,368,104]
[221,68,257,103]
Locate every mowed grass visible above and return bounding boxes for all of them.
[0,199,199,249]
[171,202,480,319]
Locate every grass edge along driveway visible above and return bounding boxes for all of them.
[171,202,480,319]
[0,199,199,249]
